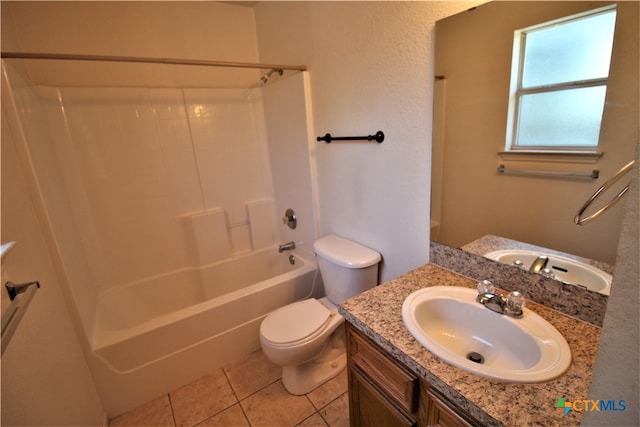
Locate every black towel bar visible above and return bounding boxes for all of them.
[317,131,384,144]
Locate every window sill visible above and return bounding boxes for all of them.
[498,150,603,164]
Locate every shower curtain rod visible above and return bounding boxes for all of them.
[0,51,307,72]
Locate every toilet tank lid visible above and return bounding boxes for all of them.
[313,235,381,268]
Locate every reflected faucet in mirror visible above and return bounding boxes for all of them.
[528,256,548,274]
[478,237,613,296]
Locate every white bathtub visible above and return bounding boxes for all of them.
[91,247,318,416]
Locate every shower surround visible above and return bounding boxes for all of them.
[2,61,319,414]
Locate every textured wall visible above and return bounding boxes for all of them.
[255,1,484,281]
[584,142,639,426]
[3,1,261,88]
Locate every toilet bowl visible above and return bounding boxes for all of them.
[260,298,346,395]
[259,234,381,395]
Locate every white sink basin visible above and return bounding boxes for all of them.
[485,250,611,295]
[402,286,571,383]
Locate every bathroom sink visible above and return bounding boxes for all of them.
[402,286,571,383]
[485,250,611,295]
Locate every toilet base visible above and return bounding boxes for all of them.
[281,325,347,395]
[282,354,346,396]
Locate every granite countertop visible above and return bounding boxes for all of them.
[339,263,601,426]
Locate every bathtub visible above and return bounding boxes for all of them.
[90,247,318,416]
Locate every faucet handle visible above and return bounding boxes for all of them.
[512,260,525,269]
[540,268,556,279]
[476,280,495,295]
[282,208,297,230]
[505,291,525,317]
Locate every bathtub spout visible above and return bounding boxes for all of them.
[278,241,296,253]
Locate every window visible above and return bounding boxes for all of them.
[505,5,617,152]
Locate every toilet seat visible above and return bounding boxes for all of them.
[261,299,333,346]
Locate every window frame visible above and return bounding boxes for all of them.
[504,5,617,154]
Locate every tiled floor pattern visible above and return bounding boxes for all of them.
[109,349,349,427]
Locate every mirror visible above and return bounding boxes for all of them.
[431,1,638,284]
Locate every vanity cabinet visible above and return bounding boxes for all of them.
[346,323,478,427]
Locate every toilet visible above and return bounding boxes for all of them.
[259,234,381,395]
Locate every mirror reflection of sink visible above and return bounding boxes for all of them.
[484,250,612,295]
[402,286,571,383]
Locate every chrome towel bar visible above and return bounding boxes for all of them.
[574,160,636,225]
[497,164,599,179]
[2,281,40,356]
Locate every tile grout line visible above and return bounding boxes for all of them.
[110,350,348,427]
[221,367,253,427]
[188,368,250,427]
[232,377,328,427]
[297,409,329,427]
[237,377,282,402]
[166,393,178,427]
[300,394,322,427]
[314,391,348,427]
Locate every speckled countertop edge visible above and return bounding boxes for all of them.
[339,263,601,427]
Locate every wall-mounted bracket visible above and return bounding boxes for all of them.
[6,281,40,301]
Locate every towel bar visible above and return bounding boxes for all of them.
[497,165,599,179]
[1,281,40,355]
[574,160,635,225]
[317,131,384,143]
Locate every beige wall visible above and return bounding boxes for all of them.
[4,1,261,88]
[2,3,105,423]
[2,0,638,424]
[433,1,638,264]
[1,109,105,425]
[584,141,639,425]
[255,1,484,281]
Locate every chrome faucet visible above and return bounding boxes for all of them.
[529,255,549,273]
[278,241,296,253]
[476,280,525,318]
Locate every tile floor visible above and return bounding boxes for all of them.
[109,349,349,427]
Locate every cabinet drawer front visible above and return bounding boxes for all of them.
[426,389,476,427]
[348,326,418,413]
[351,366,417,427]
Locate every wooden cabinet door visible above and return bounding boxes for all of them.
[346,322,480,427]
[424,387,477,427]
[349,365,417,427]
[346,324,418,413]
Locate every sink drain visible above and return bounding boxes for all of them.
[467,352,485,364]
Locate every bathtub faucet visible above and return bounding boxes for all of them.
[278,241,296,253]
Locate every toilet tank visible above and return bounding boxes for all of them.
[313,235,381,304]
